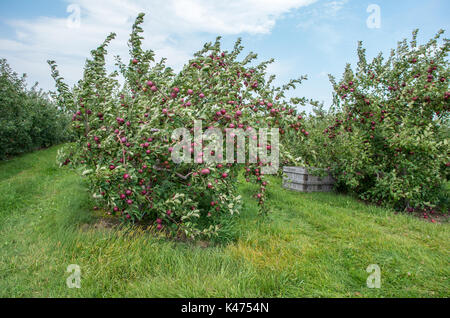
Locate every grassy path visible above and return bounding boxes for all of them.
[0,146,448,297]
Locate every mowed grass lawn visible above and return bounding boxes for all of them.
[0,146,448,298]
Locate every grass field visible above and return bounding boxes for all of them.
[0,146,448,297]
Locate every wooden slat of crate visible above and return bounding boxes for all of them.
[282,166,334,193]
[283,172,334,185]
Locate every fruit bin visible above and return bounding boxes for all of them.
[282,167,335,193]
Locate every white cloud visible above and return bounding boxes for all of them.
[296,0,348,53]
[170,0,317,34]
[297,0,348,28]
[323,0,348,17]
[0,0,316,91]
[317,71,328,78]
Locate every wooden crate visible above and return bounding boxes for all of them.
[282,166,334,193]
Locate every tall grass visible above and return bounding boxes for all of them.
[0,146,448,297]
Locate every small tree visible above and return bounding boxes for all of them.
[0,59,70,159]
[328,30,449,211]
[50,13,311,239]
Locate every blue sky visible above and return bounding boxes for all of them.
[0,0,449,112]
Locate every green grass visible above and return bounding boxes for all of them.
[0,146,448,298]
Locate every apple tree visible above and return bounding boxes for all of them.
[328,30,449,212]
[49,13,310,239]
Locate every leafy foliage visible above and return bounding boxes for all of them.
[325,30,449,211]
[50,13,310,239]
[0,59,71,159]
